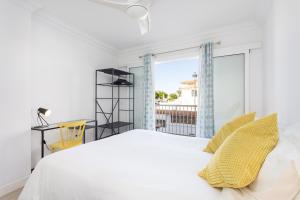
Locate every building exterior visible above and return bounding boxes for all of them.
[155,77,198,136]
[173,79,198,105]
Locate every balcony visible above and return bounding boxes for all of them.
[155,104,197,137]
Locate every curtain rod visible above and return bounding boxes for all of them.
[139,41,221,59]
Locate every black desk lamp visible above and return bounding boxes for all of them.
[37,107,51,127]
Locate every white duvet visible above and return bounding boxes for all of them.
[19,130,221,200]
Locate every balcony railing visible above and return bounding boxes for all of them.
[155,104,197,137]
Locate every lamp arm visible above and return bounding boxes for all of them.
[37,112,49,126]
[37,112,44,126]
[40,114,49,126]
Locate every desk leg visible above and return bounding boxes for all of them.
[83,130,86,144]
[41,130,45,158]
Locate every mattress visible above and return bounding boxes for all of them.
[19,130,221,200]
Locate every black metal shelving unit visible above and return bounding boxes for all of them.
[95,68,134,139]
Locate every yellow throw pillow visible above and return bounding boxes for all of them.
[203,113,256,153]
[199,113,279,188]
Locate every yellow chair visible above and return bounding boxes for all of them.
[50,120,86,152]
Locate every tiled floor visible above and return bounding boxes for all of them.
[0,189,22,200]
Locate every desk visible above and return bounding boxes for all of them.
[31,119,97,158]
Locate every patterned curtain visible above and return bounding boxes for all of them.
[143,54,155,130]
[197,42,215,138]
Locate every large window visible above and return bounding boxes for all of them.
[129,50,248,137]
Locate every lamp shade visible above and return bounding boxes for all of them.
[38,107,51,117]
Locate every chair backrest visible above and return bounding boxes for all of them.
[58,120,86,146]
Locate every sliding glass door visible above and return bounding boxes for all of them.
[213,54,245,131]
[129,66,145,129]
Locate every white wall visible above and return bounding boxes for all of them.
[30,15,117,167]
[250,48,264,117]
[263,0,300,126]
[0,1,118,196]
[0,0,32,196]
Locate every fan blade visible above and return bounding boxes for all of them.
[138,14,150,35]
[136,0,152,7]
[89,0,128,11]
[90,0,134,5]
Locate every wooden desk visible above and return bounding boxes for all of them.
[31,119,97,158]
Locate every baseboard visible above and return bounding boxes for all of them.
[0,176,29,198]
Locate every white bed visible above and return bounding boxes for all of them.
[20,130,221,200]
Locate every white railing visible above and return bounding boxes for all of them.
[155,104,197,137]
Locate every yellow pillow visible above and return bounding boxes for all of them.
[203,113,256,153]
[199,113,279,188]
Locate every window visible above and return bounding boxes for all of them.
[154,58,198,136]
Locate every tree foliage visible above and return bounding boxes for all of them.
[168,93,178,101]
[155,91,168,100]
[155,91,179,102]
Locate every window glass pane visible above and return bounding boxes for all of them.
[213,54,245,131]
[129,66,145,129]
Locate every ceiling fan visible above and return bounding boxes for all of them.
[89,0,152,35]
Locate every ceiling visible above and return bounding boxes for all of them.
[36,0,268,50]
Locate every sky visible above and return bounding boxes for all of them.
[154,58,198,94]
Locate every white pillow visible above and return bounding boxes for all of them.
[255,161,300,200]
[219,125,300,200]
[249,137,300,191]
[219,161,300,200]
[249,127,300,199]
[282,123,300,152]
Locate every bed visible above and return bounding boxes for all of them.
[19,129,221,200]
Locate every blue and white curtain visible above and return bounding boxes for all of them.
[143,54,155,130]
[197,42,215,138]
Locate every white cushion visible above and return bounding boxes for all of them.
[249,126,300,199]
[249,137,300,191]
[220,161,300,200]
[256,161,300,200]
[219,125,300,200]
[282,123,300,152]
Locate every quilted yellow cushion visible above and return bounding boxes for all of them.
[203,113,256,153]
[199,113,279,188]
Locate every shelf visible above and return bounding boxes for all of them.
[98,121,133,129]
[97,83,133,87]
[95,68,134,139]
[97,68,132,76]
[85,125,97,130]
[96,110,132,114]
[97,98,133,100]
[96,111,112,114]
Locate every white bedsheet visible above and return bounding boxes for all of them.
[19,130,221,200]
